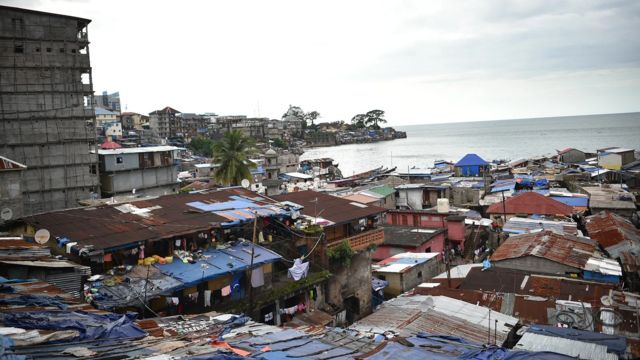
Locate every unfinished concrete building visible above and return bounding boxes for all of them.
[0,6,99,217]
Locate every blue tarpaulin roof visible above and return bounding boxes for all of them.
[551,197,589,208]
[155,251,246,289]
[455,154,489,167]
[219,242,282,265]
[527,324,626,355]
[155,242,282,290]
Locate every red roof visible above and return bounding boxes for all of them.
[491,230,597,270]
[486,191,574,216]
[586,211,640,249]
[100,140,122,149]
[557,147,577,155]
[0,156,27,171]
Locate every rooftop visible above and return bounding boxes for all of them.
[380,225,444,247]
[0,156,27,171]
[486,191,574,216]
[491,230,600,271]
[373,252,439,273]
[455,153,489,167]
[273,190,386,225]
[97,145,179,155]
[585,211,640,257]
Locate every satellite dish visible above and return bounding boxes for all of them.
[241,179,250,189]
[34,229,50,244]
[0,208,13,221]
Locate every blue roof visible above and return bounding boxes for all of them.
[95,107,116,115]
[154,241,281,290]
[219,242,282,265]
[455,153,489,167]
[551,196,588,207]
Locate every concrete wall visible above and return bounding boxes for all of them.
[101,153,140,172]
[326,252,372,323]
[0,170,24,224]
[0,7,99,215]
[100,166,178,196]
[493,256,579,275]
[376,257,443,297]
[600,153,622,170]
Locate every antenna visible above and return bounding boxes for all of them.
[34,229,51,244]
[241,179,251,189]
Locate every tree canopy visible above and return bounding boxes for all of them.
[188,137,215,157]
[364,110,387,129]
[212,130,256,186]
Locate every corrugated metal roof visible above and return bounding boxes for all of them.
[23,188,271,251]
[503,217,578,235]
[586,211,640,257]
[515,332,617,360]
[273,190,386,225]
[97,145,179,155]
[486,191,574,216]
[455,153,489,167]
[491,230,598,271]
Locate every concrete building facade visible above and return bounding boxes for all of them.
[0,6,100,216]
[97,146,179,197]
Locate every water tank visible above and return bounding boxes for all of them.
[437,198,450,213]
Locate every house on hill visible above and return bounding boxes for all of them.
[454,154,489,177]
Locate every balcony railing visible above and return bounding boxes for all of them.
[328,227,385,251]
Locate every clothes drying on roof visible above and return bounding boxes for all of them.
[288,258,309,281]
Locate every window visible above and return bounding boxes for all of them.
[377,275,386,281]
[417,271,423,278]
[59,48,65,53]
[46,48,52,53]
[14,44,23,53]
[71,49,76,53]
[35,47,40,52]
[116,156,123,164]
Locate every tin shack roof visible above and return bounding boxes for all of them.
[23,188,279,252]
[491,230,599,271]
[486,191,574,216]
[586,211,640,256]
[273,190,386,225]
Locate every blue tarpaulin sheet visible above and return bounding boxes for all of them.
[155,250,247,289]
[220,242,282,265]
[550,197,588,208]
[527,324,626,355]
[0,294,68,310]
[0,311,146,341]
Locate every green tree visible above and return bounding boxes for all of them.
[282,105,305,121]
[212,130,256,186]
[188,137,215,157]
[351,114,367,128]
[365,109,387,129]
[272,138,286,149]
[304,111,320,128]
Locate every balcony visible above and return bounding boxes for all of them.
[328,227,385,251]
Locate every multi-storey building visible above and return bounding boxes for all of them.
[0,5,100,216]
[149,106,180,139]
[97,146,179,197]
[93,90,121,114]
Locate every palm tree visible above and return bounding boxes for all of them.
[212,130,256,186]
[365,110,387,129]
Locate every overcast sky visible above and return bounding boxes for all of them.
[3,0,640,125]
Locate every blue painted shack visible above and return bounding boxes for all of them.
[454,153,489,177]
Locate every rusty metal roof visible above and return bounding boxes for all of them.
[491,230,598,270]
[486,191,574,216]
[273,190,386,225]
[586,211,640,256]
[23,188,268,251]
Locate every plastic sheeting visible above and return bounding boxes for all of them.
[0,311,146,341]
[287,259,309,281]
[526,324,626,355]
[0,295,68,310]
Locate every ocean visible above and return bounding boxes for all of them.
[299,112,640,176]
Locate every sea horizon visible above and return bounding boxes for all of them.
[302,112,640,175]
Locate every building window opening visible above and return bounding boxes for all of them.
[71,49,76,53]
[14,44,24,53]
[116,156,124,164]
[35,47,40,52]
[59,48,65,53]
[46,47,52,53]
